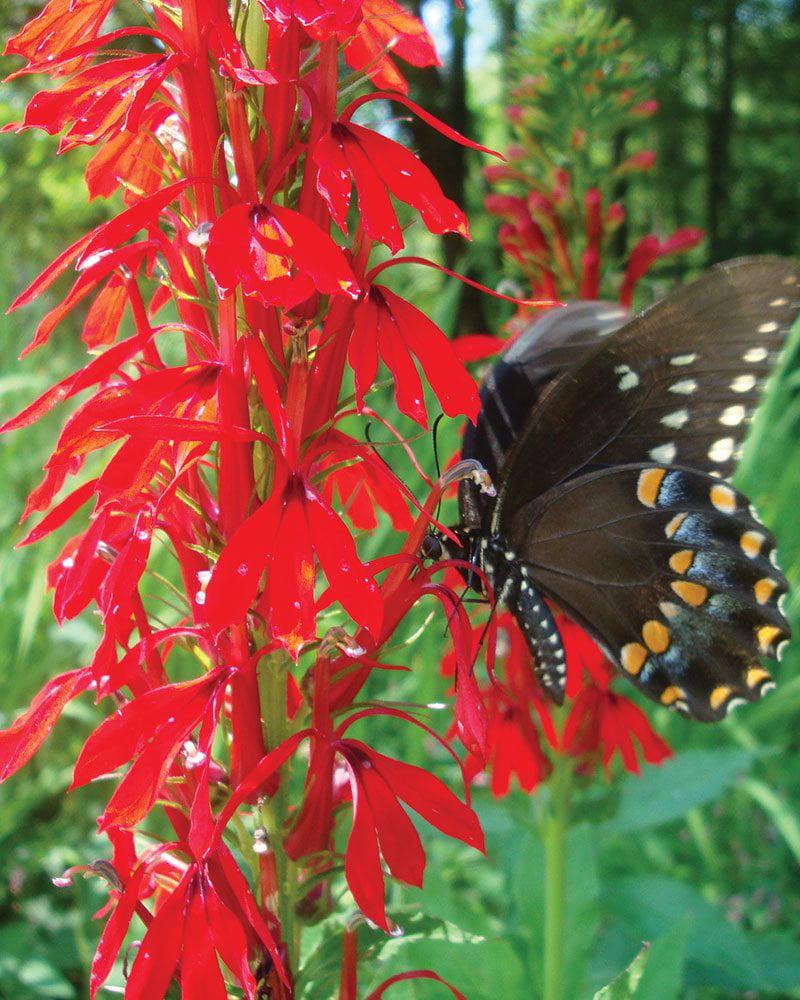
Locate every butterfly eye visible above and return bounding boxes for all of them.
[420,534,443,561]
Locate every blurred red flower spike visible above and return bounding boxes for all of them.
[350,285,480,427]
[314,120,468,252]
[620,227,704,306]
[205,202,360,307]
[344,0,440,94]
[615,149,657,173]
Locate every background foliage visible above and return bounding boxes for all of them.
[1,0,799,997]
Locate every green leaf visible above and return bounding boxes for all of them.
[593,921,687,1000]
[603,875,760,990]
[603,749,755,833]
[593,943,650,1000]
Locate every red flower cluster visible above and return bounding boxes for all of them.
[444,612,671,797]
[484,35,704,307]
[1,1,490,996]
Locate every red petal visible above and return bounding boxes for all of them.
[268,489,316,655]
[305,484,382,638]
[5,0,115,69]
[204,882,259,1000]
[356,742,485,851]
[378,288,480,422]
[360,765,425,887]
[344,763,388,929]
[0,667,92,780]
[124,875,189,999]
[350,124,468,239]
[81,275,128,347]
[181,889,228,1000]
[312,127,354,236]
[17,479,97,547]
[349,294,381,411]
[90,861,149,998]
[204,464,287,632]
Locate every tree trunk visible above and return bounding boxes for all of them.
[705,0,737,260]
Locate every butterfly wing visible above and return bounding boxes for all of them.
[459,300,628,530]
[506,463,790,720]
[493,257,800,529]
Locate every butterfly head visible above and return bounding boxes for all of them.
[421,525,489,593]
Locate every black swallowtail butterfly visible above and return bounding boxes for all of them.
[442,257,800,722]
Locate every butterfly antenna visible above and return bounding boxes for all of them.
[431,413,446,522]
[364,421,399,478]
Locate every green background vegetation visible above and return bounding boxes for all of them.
[1,0,799,997]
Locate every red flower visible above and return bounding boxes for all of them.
[205,202,360,308]
[564,687,672,776]
[15,48,181,151]
[256,0,362,39]
[204,454,382,656]
[4,0,115,72]
[343,0,440,94]
[316,429,415,532]
[350,285,480,427]
[90,786,286,999]
[287,731,484,931]
[313,120,469,252]
[71,669,231,830]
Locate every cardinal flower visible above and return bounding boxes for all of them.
[350,284,480,426]
[286,730,484,931]
[313,121,468,252]
[205,202,360,308]
[343,0,440,94]
[204,453,382,656]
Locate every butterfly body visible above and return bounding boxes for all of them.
[453,257,800,721]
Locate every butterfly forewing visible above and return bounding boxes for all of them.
[459,301,628,530]
[492,257,800,528]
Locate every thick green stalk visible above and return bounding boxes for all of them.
[259,650,300,974]
[542,751,575,1000]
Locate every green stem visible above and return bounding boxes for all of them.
[542,752,575,1000]
[259,650,300,975]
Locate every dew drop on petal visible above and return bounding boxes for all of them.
[195,591,206,605]
[236,563,249,577]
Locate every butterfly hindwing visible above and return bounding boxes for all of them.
[506,464,789,721]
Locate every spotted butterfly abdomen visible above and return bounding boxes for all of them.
[458,257,799,721]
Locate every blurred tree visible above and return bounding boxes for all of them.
[621,0,800,260]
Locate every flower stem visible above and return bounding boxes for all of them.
[260,649,300,974]
[542,751,575,1000]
